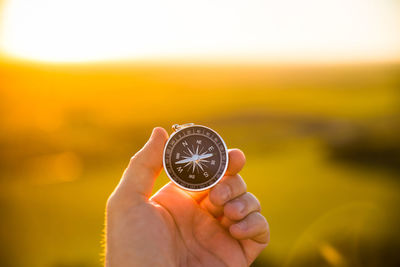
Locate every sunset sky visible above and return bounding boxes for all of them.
[1,0,400,63]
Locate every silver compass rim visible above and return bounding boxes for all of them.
[162,124,229,192]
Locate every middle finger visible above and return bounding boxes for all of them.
[200,174,247,217]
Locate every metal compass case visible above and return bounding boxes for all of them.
[163,123,229,191]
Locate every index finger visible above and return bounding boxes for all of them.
[186,148,246,202]
[225,148,246,176]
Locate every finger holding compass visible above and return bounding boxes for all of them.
[199,149,247,217]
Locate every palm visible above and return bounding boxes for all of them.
[148,183,256,266]
[105,128,268,267]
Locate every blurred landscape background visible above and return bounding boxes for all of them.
[1,60,399,267]
[1,0,400,266]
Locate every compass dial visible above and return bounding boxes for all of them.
[163,125,228,191]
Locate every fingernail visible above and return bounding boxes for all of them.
[217,184,230,203]
[233,201,245,214]
[235,220,247,231]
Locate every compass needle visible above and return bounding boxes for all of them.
[176,158,193,164]
[199,153,213,160]
[163,124,228,191]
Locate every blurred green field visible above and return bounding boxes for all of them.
[0,60,400,266]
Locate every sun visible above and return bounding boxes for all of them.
[1,0,400,63]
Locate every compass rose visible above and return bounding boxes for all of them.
[163,124,228,191]
[175,145,213,173]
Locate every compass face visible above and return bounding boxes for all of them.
[163,125,228,191]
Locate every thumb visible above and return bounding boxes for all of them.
[118,127,169,200]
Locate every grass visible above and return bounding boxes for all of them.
[0,60,399,266]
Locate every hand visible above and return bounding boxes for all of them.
[105,127,270,267]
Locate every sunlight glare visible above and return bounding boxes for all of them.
[1,0,399,62]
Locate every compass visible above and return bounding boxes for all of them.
[163,123,229,191]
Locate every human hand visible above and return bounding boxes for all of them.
[105,127,269,267]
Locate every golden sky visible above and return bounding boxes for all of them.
[1,0,400,63]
